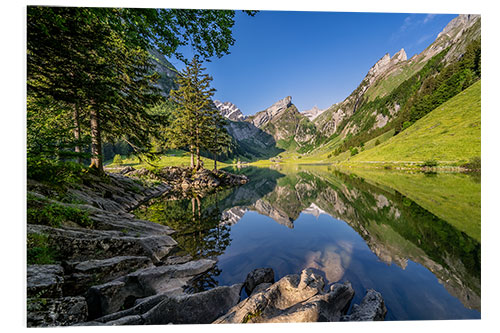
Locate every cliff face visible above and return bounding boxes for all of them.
[313,14,481,139]
[245,96,318,148]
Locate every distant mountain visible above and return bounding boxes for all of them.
[246,96,319,151]
[149,48,178,96]
[312,14,480,158]
[214,100,246,121]
[302,106,326,121]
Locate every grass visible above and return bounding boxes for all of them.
[341,167,481,242]
[347,80,481,165]
[106,149,230,170]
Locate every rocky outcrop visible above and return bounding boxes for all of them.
[214,100,246,121]
[214,269,356,323]
[137,166,248,197]
[86,259,216,319]
[26,170,230,327]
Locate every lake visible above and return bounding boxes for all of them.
[134,165,481,321]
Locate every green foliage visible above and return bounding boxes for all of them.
[375,139,381,146]
[242,309,262,323]
[27,233,57,265]
[421,160,438,168]
[27,202,93,228]
[27,158,86,186]
[112,154,123,165]
[350,147,359,156]
[27,7,255,171]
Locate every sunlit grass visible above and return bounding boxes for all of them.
[348,80,481,166]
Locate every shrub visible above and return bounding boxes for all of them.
[375,139,381,146]
[350,147,359,156]
[27,158,85,186]
[421,160,438,168]
[402,121,413,131]
[27,203,93,228]
[27,233,56,264]
[113,154,123,165]
[462,157,481,170]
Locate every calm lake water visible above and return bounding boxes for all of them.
[134,165,481,321]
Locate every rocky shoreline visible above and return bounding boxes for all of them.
[27,167,386,326]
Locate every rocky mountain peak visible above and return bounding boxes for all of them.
[250,96,294,128]
[392,48,407,62]
[369,53,391,76]
[302,106,326,121]
[267,96,293,117]
[437,14,480,40]
[214,100,246,122]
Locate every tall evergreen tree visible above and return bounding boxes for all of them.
[205,103,233,171]
[168,57,217,169]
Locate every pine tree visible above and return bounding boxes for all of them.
[168,57,219,169]
[205,103,233,171]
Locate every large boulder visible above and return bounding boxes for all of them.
[341,289,387,321]
[214,268,354,323]
[244,267,275,295]
[142,283,243,324]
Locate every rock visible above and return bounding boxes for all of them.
[244,268,275,295]
[86,259,216,319]
[27,296,88,327]
[106,315,144,325]
[250,283,272,296]
[63,256,153,296]
[27,264,64,298]
[341,289,387,321]
[214,269,354,323]
[27,224,177,264]
[142,283,243,324]
[214,100,246,121]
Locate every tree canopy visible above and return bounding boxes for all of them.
[27,6,256,172]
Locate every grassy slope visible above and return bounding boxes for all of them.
[342,167,481,242]
[348,80,481,165]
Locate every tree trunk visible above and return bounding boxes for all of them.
[213,153,217,172]
[196,145,201,170]
[190,145,195,168]
[73,104,82,164]
[195,127,201,170]
[89,108,103,172]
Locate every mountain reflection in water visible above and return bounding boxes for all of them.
[134,165,480,320]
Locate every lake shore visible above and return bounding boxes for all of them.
[27,167,387,326]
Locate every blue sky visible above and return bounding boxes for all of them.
[167,11,457,115]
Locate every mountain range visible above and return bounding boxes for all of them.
[154,14,481,163]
